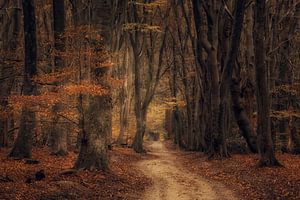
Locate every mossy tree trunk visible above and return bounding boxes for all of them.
[75,93,111,171]
[74,0,112,171]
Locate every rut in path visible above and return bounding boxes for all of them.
[137,141,238,200]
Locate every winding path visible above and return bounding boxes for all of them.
[137,141,238,200]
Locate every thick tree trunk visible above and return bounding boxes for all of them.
[209,43,223,157]
[9,110,35,158]
[218,0,249,156]
[132,111,146,153]
[131,63,145,153]
[50,0,68,156]
[254,0,280,167]
[75,94,111,171]
[197,0,226,158]
[218,9,233,157]
[169,39,183,148]
[75,0,111,171]
[244,5,255,124]
[129,13,144,152]
[10,0,37,158]
[231,79,258,153]
[191,0,210,152]
[0,0,21,148]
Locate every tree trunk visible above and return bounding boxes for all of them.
[132,111,146,153]
[130,47,145,152]
[254,0,281,167]
[10,0,37,158]
[244,4,255,124]
[217,13,233,158]
[218,0,248,157]
[75,0,111,171]
[128,2,144,152]
[117,46,131,145]
[209,42,222,157]
[75,94,111,171]
[231,79,258,153]
[0,0,21,148]
[117,88,128,144]
[0,118,7,148]
[289,119,300,154]
[50,0,68,156]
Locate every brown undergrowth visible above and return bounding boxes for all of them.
[0,146,151,200]
[166,141,300,200]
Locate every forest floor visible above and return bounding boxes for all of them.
[168,141,300,200]
[0,147,151,200]
[138,141,238,200]
[1,141,300,200]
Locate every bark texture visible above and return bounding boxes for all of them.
[10,0,37,158]
[50,0,68,156]
[254,0,280,167]
[75,0,112,171]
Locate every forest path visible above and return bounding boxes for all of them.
[137,141,238,200]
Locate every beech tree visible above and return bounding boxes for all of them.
[9,0,37,158]
[1,0,299,171]
[74,0,112,171]
[125,0,169,153]
[50,0,67,156]
[254,0,280,166]
[0,0,21,148]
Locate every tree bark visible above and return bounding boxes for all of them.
[131,50,145,152]
[231,78,258,153]
[289,118,300,154]
[132,110,147,153]
[254,0,281,167]
[50,0,68,156]
[117,45,132,145]
[75,93,111,171]
[9,0,37,158]
[218,0,248,157]
[75,0,112,171]
[0,0,21,148]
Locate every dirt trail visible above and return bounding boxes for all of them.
[137,141,238,200]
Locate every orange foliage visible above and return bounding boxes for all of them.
[63,82,109,96]
[32,67,77,84]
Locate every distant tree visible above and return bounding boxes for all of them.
[126,1,168,153]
